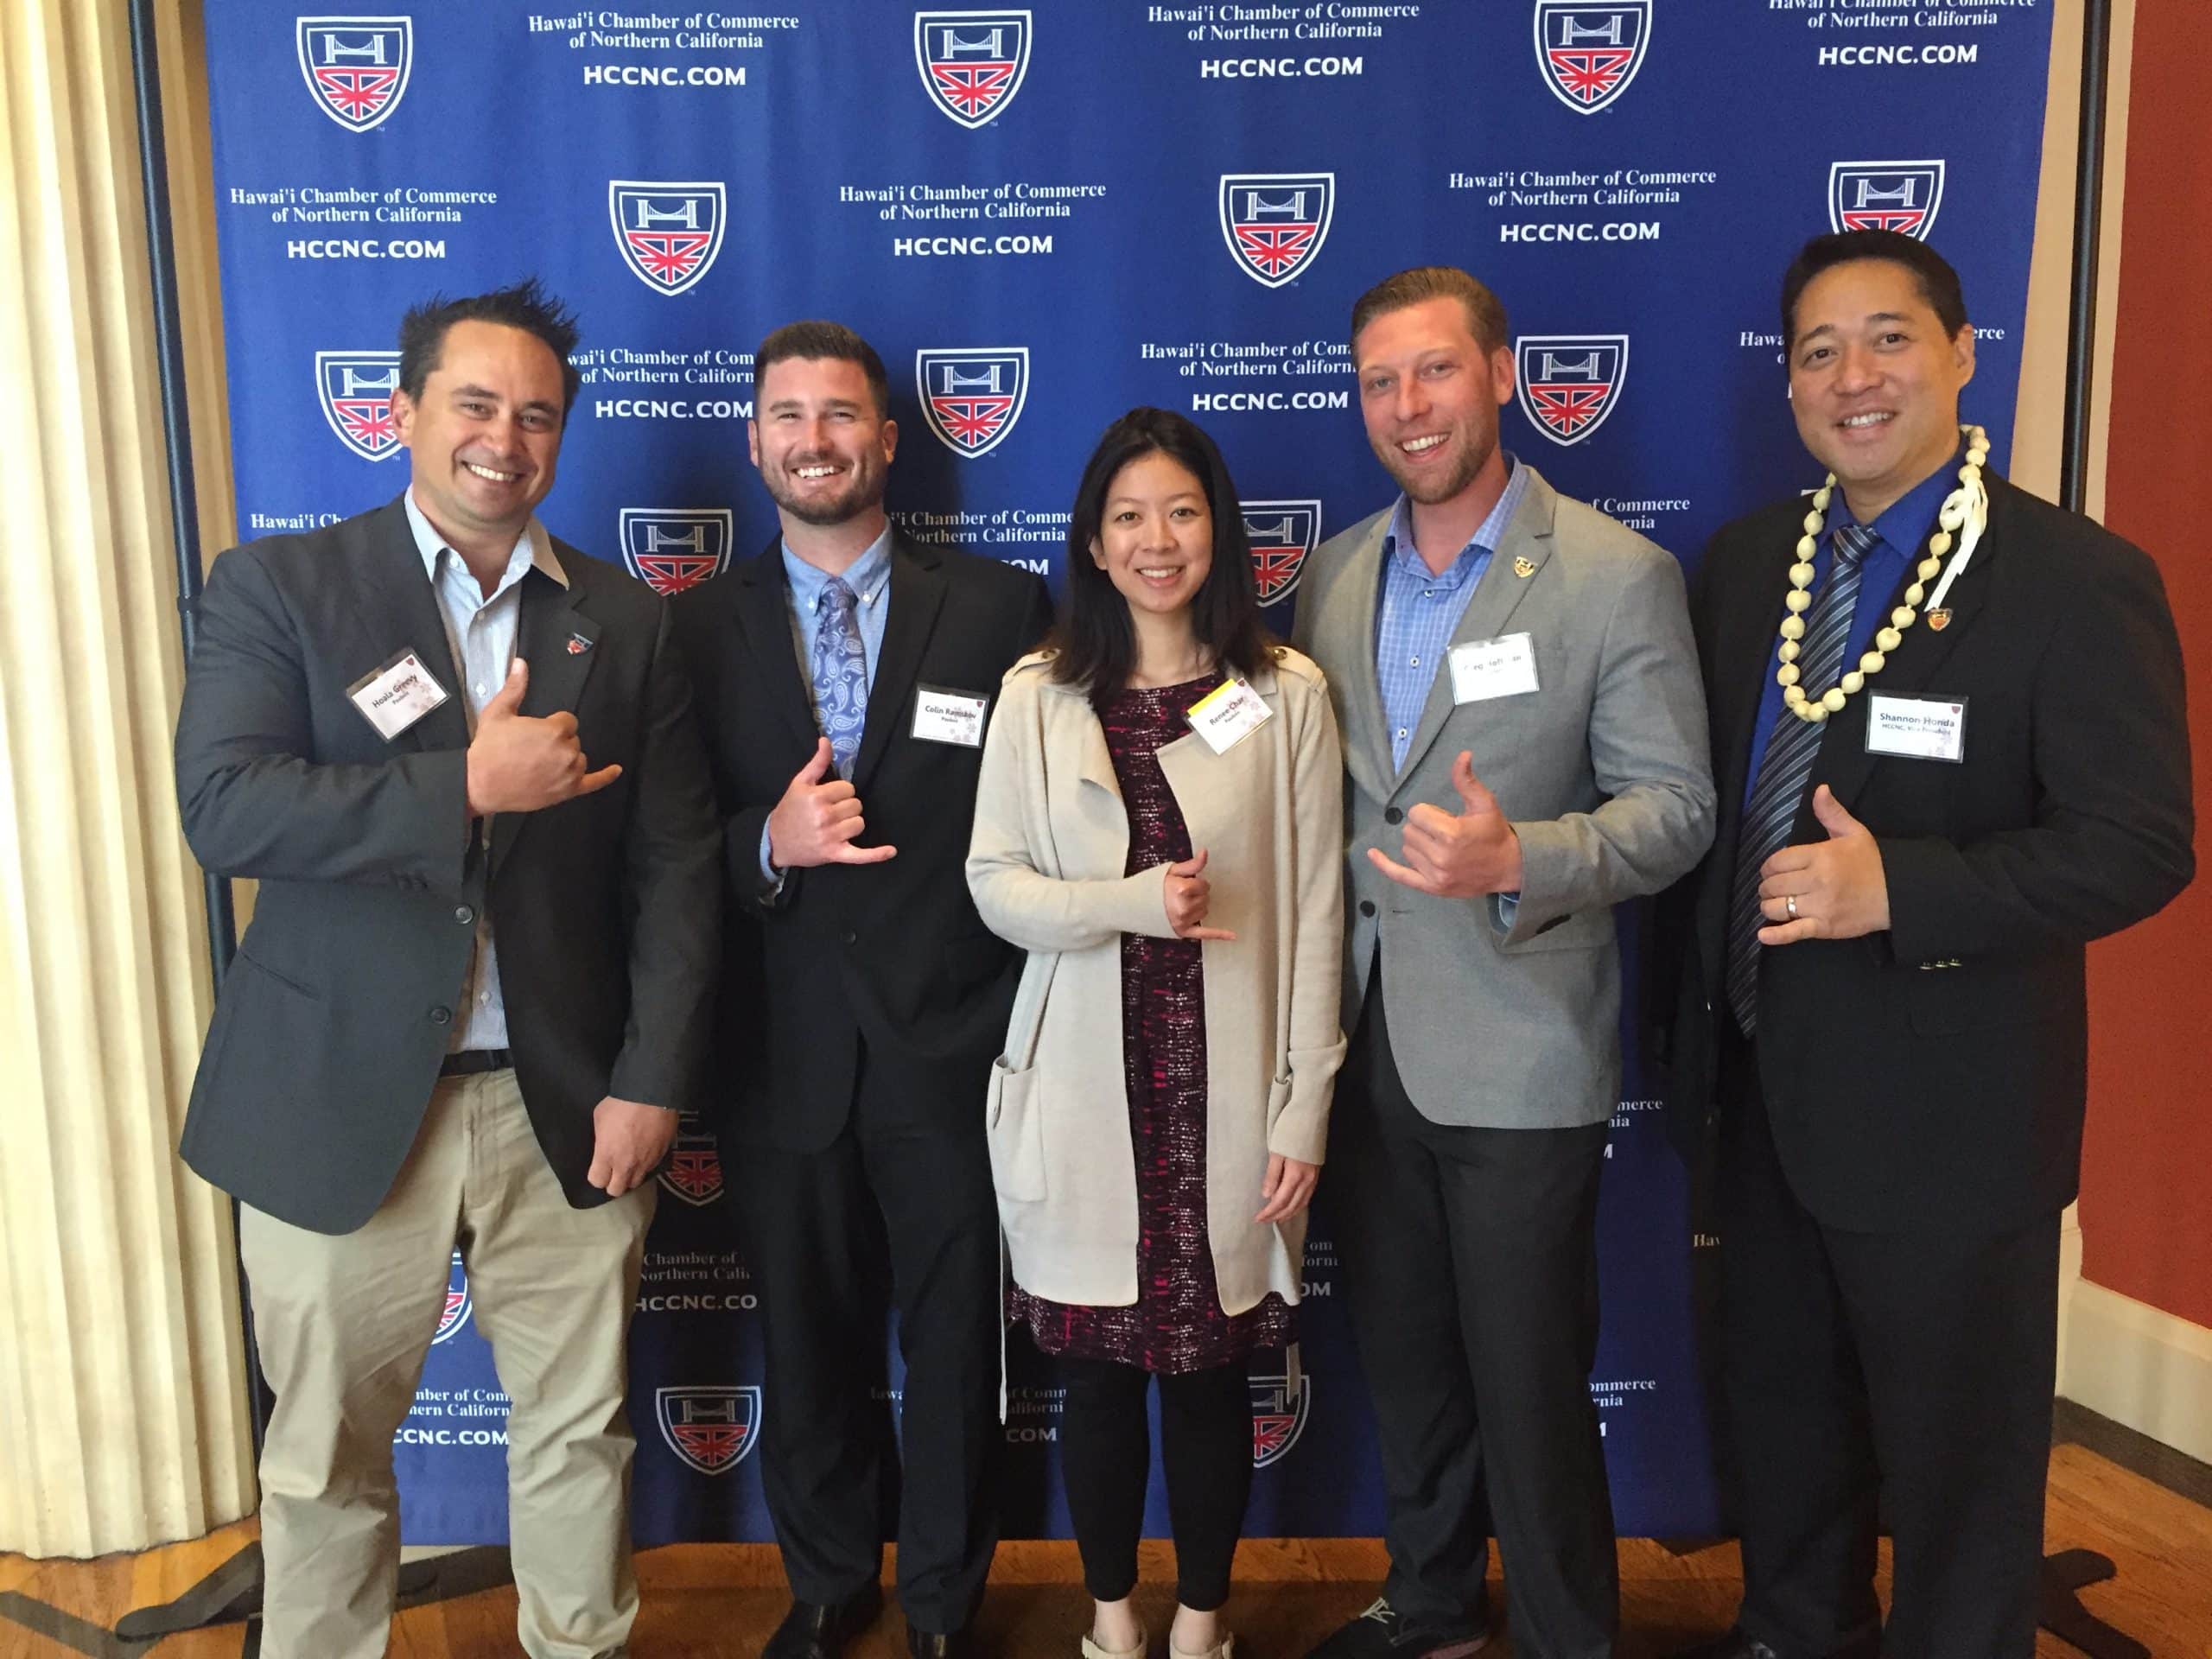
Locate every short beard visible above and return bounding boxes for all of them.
[765,468,882,527]
[1382,432,1490,507]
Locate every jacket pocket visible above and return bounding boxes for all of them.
[985,1056,1048,1203]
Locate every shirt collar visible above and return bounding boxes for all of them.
[1821,445,1960,563]
[404,489,565,592]
[782,522,896,613]
[1382,454,1526,587]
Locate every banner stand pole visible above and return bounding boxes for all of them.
[127,0,266,1468]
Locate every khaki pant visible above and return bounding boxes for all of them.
[241,1070,656,1659]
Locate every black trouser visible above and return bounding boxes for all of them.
[1058,1355,1255,1611]
[736,1040,1002,1634]
[1332,979,1618,1659]
[1716,1030,2059,1659]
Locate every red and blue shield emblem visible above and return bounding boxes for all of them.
[431,1251,472,1345]
[620,511,734,598]
[916,347,1030,457]
[315,349,403,462]
[654,1109,729,1204]
[913,10,1033,128]
[1516,334,1629,446]
[608,181,728,296]
[1241,500,1322,606]
[296,16,411,132]
[658,1384,761,1476]
[1828,161,1945,240]
[1250,1372,1310,1469]
[1533,3,1650,113]
[1219,174,1334,289]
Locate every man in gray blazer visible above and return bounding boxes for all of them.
[1293,266,1713,1659]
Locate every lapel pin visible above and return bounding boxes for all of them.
[1925,609,1951,632]
[1512,555,1536,579]
[567,632,592,655]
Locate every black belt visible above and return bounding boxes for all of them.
[440,1047,513,1077]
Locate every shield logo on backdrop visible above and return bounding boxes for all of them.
[916,347,1030,457]
[315,350,403,461]
[608,181,728,296]
[658,1385,761,1476]
[1515,334,1629,446]
[1218,174,1335,289]
[1250,1372,1310,1469]
[1533,2,1650,114]
[1827,160,1945,239]
[914,10,1033,128]
[1241,500,1322,606]
[619,509,734,597]
[296,16,412,132]
[656,1110,728,1205]
[431,1251,473,1344]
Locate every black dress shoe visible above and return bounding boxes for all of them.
[763,1585,884,1659]
[906,1626,973,1659]
[1663,1634,1782,1659]
[1303,1598,1487,1659]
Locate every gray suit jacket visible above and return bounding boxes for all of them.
[1293,465,1713,1128]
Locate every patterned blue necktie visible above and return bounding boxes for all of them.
[810,575,868,779]
[1725,524,1878,1036]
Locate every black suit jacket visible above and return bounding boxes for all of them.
[175,499,721,1235]
[671,531,1053,1151]
[1657,470,2193,1232]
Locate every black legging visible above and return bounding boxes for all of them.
[1058,1355,1255,1611]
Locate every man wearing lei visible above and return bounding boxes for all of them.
[1656,229,2194,1659]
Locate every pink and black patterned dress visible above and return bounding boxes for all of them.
[1007,672,1294,1375]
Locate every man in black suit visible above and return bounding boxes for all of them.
[174,280,720,1659]
[671,321,1052,1659]
[1659,232,2193,1659]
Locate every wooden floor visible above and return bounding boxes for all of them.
[4,1444,2209,1656]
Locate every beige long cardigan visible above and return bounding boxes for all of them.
[965,646,1347,1315]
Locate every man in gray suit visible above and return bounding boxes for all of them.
[1293,266,1714,1659]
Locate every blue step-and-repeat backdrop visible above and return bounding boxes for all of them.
[200,0,2056,1545]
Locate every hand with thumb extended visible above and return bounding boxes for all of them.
[766,736,897,869]
[464,656,622,817]
[1164,847,1236,942]
[1755,785,1890,944]
[1368,749,1522,899]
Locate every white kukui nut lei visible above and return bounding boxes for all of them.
[1778,423,1990,723]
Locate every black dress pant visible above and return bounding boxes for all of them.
[1715,1029,2060,1659]
[1333,980,1618,1659]
[736,1039,1002,1633]
[1058,1356,1255,1611]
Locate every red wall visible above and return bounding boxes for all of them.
[2078,0,2212,1329]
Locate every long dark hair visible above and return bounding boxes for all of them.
[1046,407,1273,697]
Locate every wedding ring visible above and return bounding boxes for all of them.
[1785,893,1799,919]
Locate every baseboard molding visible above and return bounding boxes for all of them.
[2059,1277,2212,1465]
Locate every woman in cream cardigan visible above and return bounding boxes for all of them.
[967,408,1346,1659]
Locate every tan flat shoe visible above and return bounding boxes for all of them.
[1170,1636,1235,1659]
[1083,1621,1148,1659]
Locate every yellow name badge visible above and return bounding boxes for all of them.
[1185,676,1274,754]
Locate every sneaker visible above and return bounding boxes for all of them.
[1302,1598,1488,1659]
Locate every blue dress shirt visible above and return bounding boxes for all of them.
[1740,454,1959,809]
[1374,457,1529,772]
[760,524,896,880]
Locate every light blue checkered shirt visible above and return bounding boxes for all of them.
[1374,458,1529,772]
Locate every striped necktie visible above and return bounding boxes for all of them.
[1724,523,1879,1036]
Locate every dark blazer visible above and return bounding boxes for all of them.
[175,498,721,1236]
[671,531,1053,1150]
[1658,469,2194,1233]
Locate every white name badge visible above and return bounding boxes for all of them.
[912,683,990,747]
[1865,693,1967,763]
[346,648,450,741]
[1185,676,1274,754]
[1448,632,1541,705]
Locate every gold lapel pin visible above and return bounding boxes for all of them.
[1926,608,1952,632]
[1512,555,1536,579]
